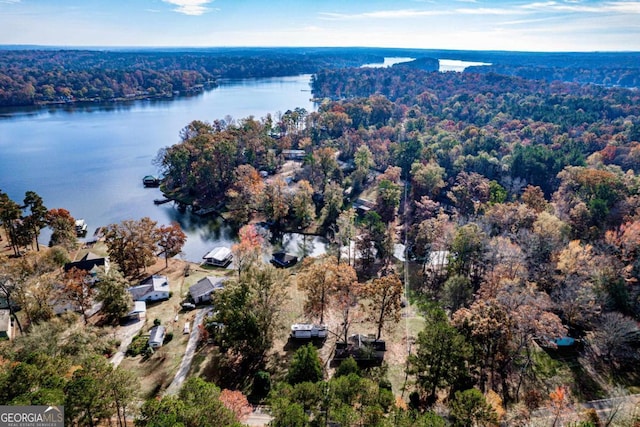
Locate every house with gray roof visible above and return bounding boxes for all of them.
[189,276,225,304]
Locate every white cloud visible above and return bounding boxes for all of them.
[520,1,640,13]
[162,0,213,16]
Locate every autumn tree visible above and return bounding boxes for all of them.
[333,208,357,265]
[226,164,265,226]
[320,181,343,228]
[62,267,95,324]
[103,217,157,277]
[297,256,335,324]
[219,389,252,422]
[231,224,265,278]
[154,221,186,268]
[364,273,404,340]
[262,177,290,226]
[329,261,361,343]
[46,208,78,251]
[291,179,315,228]
[447,171,491,217]
[352,144,374,191]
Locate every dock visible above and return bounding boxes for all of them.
[154,198,172,205]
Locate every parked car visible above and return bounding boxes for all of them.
[182,302,196,311]
[183,322,190,334]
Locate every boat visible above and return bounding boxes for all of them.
[75,219,88,237]
[153,198,171,205]
[142,175,160,187]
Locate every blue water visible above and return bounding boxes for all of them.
[0,75,318,261]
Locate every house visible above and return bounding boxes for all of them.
[290,323,327,340]
[148,325,166,349]
[281,149,306,161]
[202,247,233,267]
[126,301,147,321]
[271,252,298,268]
[128,275,170,302]
[64,252,110,278]
[334,334,386,366]
[189,276,225,304]
[353,198,375,215]
[424,250,449,274]
[0,309,13,340]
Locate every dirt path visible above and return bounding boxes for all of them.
[163,306,212,396]
[110,318,146,367]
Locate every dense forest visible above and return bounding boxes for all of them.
[2,47,639,107]
[0,48,382,106]
[153,63,640,423]
[2,49,640,426]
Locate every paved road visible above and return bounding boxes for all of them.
[164,307,212,396]
[110,318,145,367]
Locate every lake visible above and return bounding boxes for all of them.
[361,56,490,72]
[0,75,322,261]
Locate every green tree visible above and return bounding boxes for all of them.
[64,356,116,427]
[441,274,473,312]
[0,190,23,256]
[409,307,472,404]
[23,191,48,251]
[291,180,315,228]
[287,343,323,385]
[448,389,498,427]
[136,377,242,427]
[96,269,133,324]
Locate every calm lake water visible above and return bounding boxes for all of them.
[0,74,322,261]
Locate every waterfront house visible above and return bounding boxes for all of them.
[128,275,170,302]
[64,252,110,281]
[189,276,225,304]
[148,325,166,349]
[202,247,233,267]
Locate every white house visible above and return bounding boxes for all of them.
[128,275,170,302]
[148,325,166,349]
[189,276,225,304]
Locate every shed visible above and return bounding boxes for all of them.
[126,301,147,321]
[148,325,166,349]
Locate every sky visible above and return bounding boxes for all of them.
[0,0,639,52]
